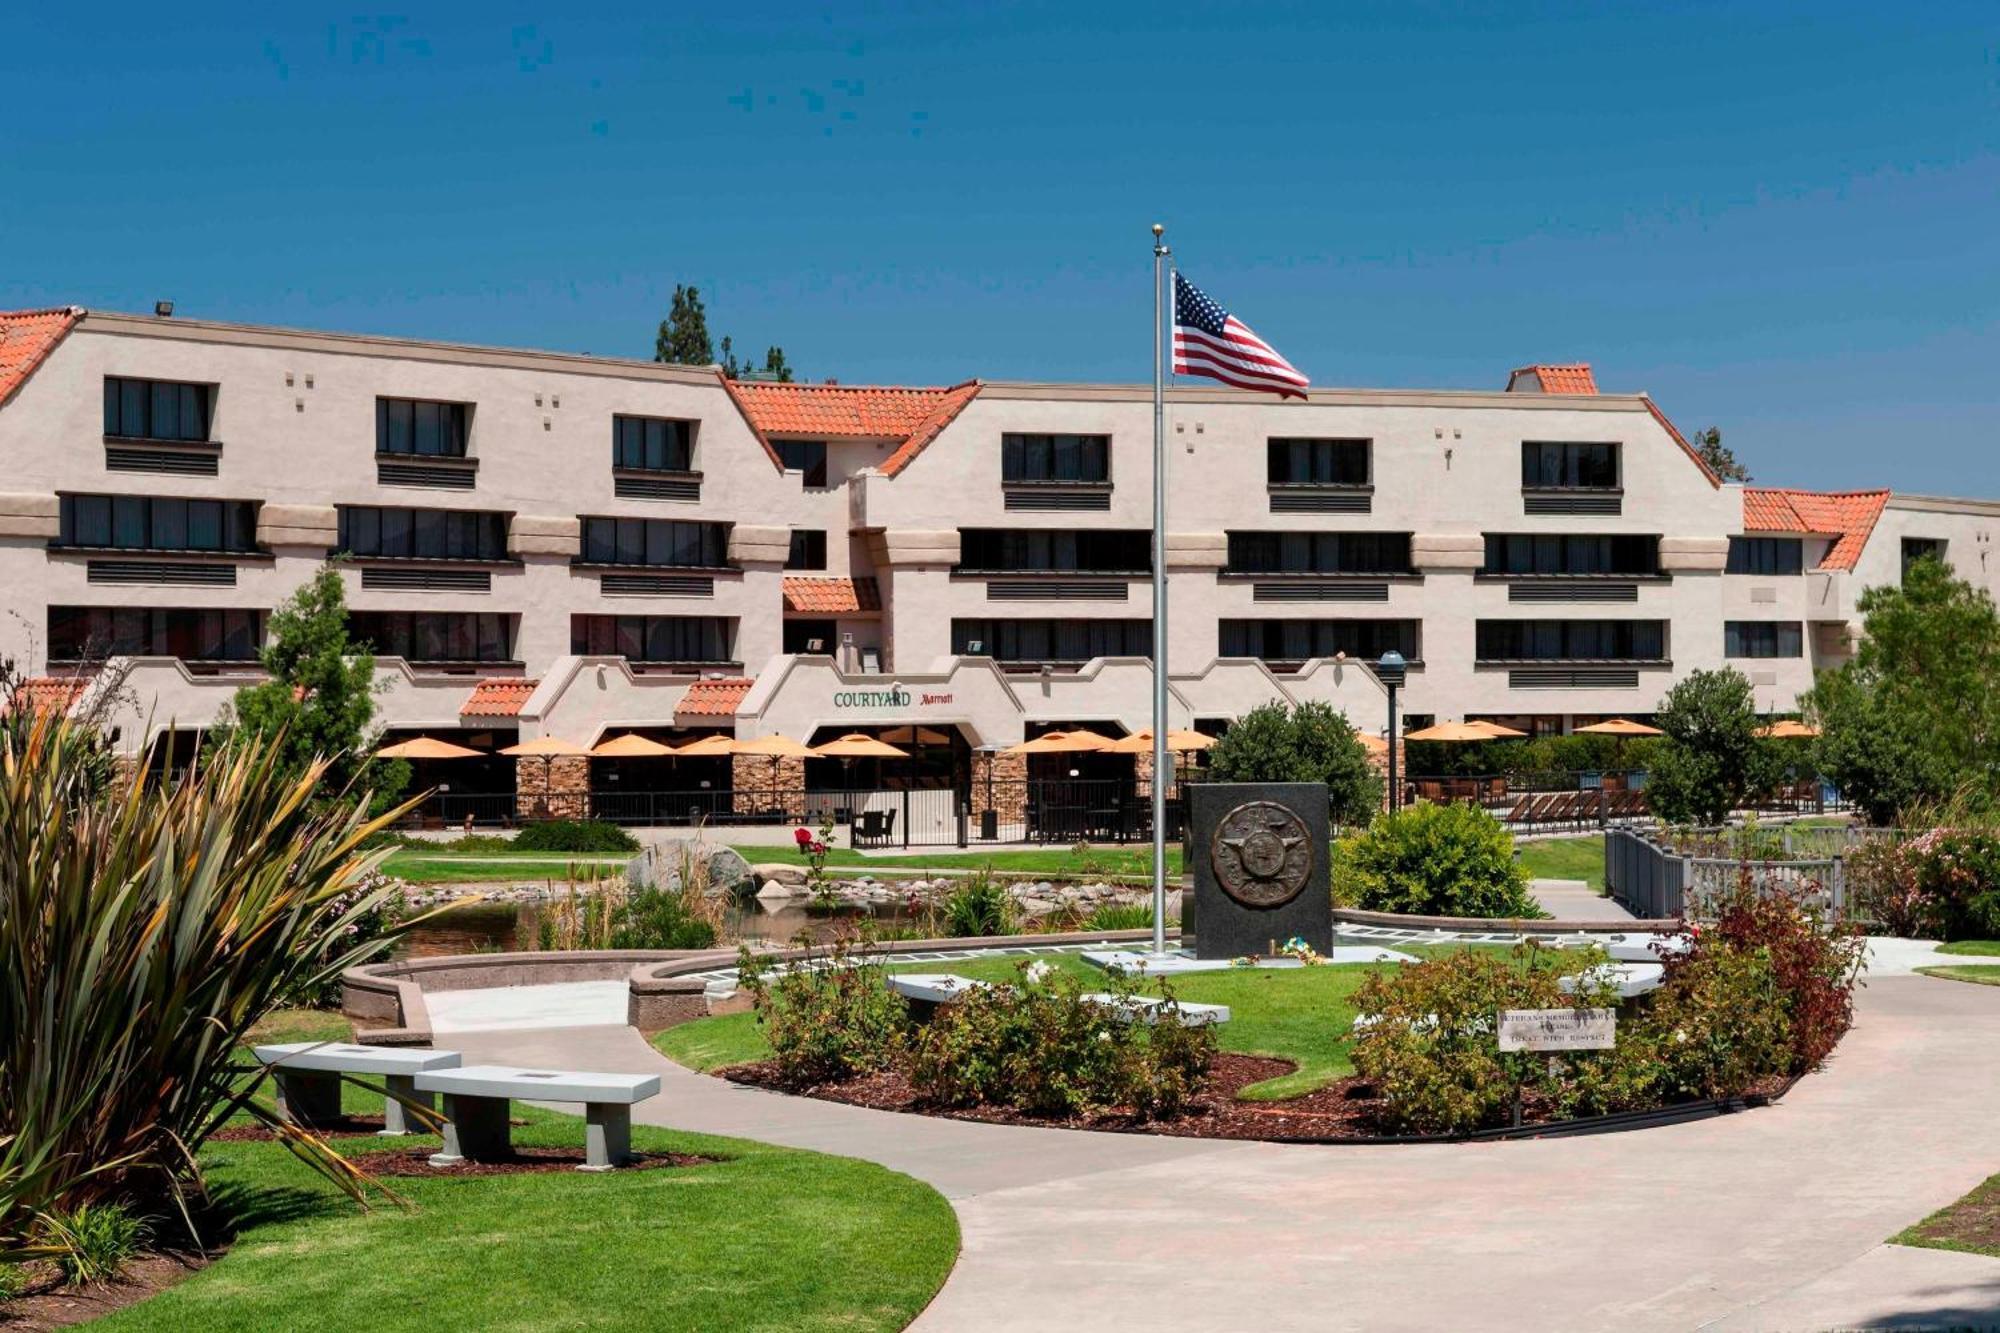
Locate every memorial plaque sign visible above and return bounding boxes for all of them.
[1186,783,1331,959]
[1496,1008,1616,1052]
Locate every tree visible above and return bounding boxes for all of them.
[1807,556,2000,823]
[654,284,714,366]
[1647,668,1775,825]
[759,345,794,383]
[1692,426,1750,482]
[215,564,407,808]
[1204,700,1382,827]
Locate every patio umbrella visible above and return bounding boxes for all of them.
[499,736,592,817]
[813,732,912,801]
[1356,732,1390,754]
[590,733,677,758]
[671,732,739,757]
[1465,720,1528,739]
[734,733,820,804]
[1575,718,1665,737]
[376,736,483,760]
[1755,719,1820,739]
[1402,721,1506,743]
[880,725,952,747]
[1002,729,1113,756]
[1102,729,1216,754]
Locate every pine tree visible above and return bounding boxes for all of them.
[1692,426,1750,482]
[654,284,715,366]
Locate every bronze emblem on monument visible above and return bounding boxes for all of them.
[1209,800,1314,909]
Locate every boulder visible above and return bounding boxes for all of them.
[756,878,802,903]
[703,846,754,895]
[750,862,809,887]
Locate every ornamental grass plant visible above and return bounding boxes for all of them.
[0,714,414,1271]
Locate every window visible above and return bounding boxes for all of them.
[950,618,1151,663]
[1001,433,1110,485]
[956,529,1152,574]
[1726,537,1805,576]
[1482,534,1661,576]
[1475,620,1667,661]
[1219,619,1418,663]
[375,398,471,458]
[612,415,695,472]
[1266,438,1369,486]
[571,615,735,663]
[776,440,828,487]
[59,495,258,553]
[1521,441,1618,489]
[786,530,828,571]
[1903,537,1948,579]
[103,377,210,442]
[48,606,261,662]
[1226,531,1413,575]
[337,506,509,562]
[348,612,514,663]
[1725,622,1804,658]
[784,620,837,654]
[578,517,729,568]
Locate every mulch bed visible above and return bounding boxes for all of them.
[722,1055,1788,1143]
[210,1113,397,1141]
[367,1147,717,1177]
[0,1252,211,1331]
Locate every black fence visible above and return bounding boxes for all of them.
[1404,770,1846,829]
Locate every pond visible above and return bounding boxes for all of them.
[396,895,928,958]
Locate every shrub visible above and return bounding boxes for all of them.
[0,718,408,1262]
[292,869,409,1008]
[1907,829,2000,942]
[941,868,1015,937]
[737,934,909,1085]
[512,818,640,854]
[1845,836,1934,937]
[1637,948,1792,1100]
[1084,900,1158,931]
[1341,802,1542,918]
[1647,668,1779,826]
[1351,945,1621,1135]
[1204,700,1382,828]
[43,1202,148,1285]
[907,960,1214,1119]
[1689,871,1865,1073]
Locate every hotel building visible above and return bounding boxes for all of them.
[1,305,1992,823]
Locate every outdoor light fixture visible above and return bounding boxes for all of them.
[154,301,174,318]
[1378,650,1407,813]
[806,638,826,652]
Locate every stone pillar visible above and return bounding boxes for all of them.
[1132,747,1186,802]
[969,749,1027,831]
[732,753,805,820]
[516,755,591,820]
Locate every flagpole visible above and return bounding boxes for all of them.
[1150,222,1171,958]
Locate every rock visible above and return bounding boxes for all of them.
[704,846,754,895]
[750,862,809,887]
[756,879,801,903]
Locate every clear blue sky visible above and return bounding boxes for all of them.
[4,3,1996,492]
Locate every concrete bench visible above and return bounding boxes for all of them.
[414,1066,662,1171]
[1079,994,1231,1027]
[1560,961,1665,999]
[886,973,992,1021]
[254,1042,462,1136]
[1600,933,1692,964]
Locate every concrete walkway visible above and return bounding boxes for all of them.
[1529,875,1637,922]
[448,970,2000,1331]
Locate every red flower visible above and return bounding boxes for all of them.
[793,827,814,848]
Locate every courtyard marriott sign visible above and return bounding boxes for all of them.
[829,687,956,710]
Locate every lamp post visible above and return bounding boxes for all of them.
[1377,650,1407,814]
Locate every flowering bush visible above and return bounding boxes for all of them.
[907,961,1214,1119]
[294,870,409,1007]
[737,933,908,1086]
[796,816,837,908]
[1632,947,1791,1100]
[1845,836,1935,937]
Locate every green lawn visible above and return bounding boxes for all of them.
[380,850,631,884]
[1515,835,1605,892]
[656,944,1556,1102]
[91,1014,957,1332]
[1937,940,2000,956]
[1894,1170,2000,1258]
[1916,965,2000,988]
[729,844,1182,880]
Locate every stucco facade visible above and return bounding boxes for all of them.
[2,306,1992,761]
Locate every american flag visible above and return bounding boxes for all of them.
[1172,273,1309,399]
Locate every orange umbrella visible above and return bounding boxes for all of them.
[1003,729,1113,756]
[1576,718,1665,737]
[1466,720,1528,739]
[1356,732,1390,754]
[590,733,677,758]
[500,736,591,758]
[671,733,739,757]
[376,736,483,760]
[1755,719,1820,739]
[1103,729,1216,754]
[813,733,911,759]
[1403,721,1505,743]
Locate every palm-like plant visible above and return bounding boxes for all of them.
[0,714,413,1262]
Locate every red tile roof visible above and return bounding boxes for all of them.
[677,677,753,717]
[1506,363,1598,395]
[782,576,882,615]
[461,678,537,717]
[1642,397,1722,489]
[721,377,981,477]
[1741,488,1890,571]
[7,675,89,718]
[0,307,83,407]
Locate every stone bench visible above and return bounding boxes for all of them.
[886,973,992,1021]
[1079,994,1231,1027]
[254,1042,462,1136]
[414,1066,662,1172]
[1560,962,1665,999]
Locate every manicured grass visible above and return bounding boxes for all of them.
[93,1012,958,1333]
[731,844,1183,879]
[1894,1171,2000,1258]
[1916,965,2000,988]
[1937,940,2000,956]
[1515,835,1605,892]
[380,850,631,884]
[656,944,1565,1102]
